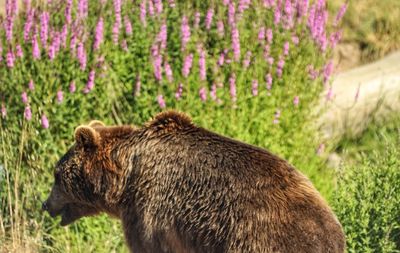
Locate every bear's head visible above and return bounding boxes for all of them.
[42,120,133,226]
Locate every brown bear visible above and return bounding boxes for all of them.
[42,110,345,253]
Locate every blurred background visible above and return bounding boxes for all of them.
[1,0,399,252]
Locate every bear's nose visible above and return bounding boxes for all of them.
[42,201,48,211]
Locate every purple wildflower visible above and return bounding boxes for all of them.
[228,3,236,26]
[21,91,28,104]
[16,44,23,58]
[84,70,96,93]
[267,56,274,66]
[157,94,166,108]
[121,39,128,52]
[182,53,193,78]
[57,90,63,103]
[113,21,120,45]
[283,41,289,56]
[263,44,270,60]
[329,30,342,49]
[28,80,35,90]
[258,27,265,42]
[77,42,87,70]
[65,0,73,24]
[210,83,217,101]
[231,25,241,61]
[323,60,333,84]
[181,16,191,50]
[334,3,347,27]
[292,35,299,45]
[61,25,68,48]
[148,0,155,17]
[151,45,162,81]
[199,87,207,102]
[164,61,173,82]
[243,51,252,68]
[293,96,299,106]
[125,16,133,35]
[198,47,206,81]
[266,73,272,93]
[41,114,49,129]
[252,79,258,96]
[24,106,32,121]
[93,18,104,50]
[140,0,147,26]
[24,9,34,42]
[277,57,285,78]
[297,0,309,20]
[158,22,167,50]
[69,81,76,93]
[175,83,183,100]
[266,28,273,44]
[168,0,175,8]
[205,8,214,30]
[1,104,6,118]
[229,73,237,102]
[274,0,282,25]
[6,50,14,68]
[78,0,88,19]
[40,12,49,47]
[194,12,201,28]
[218,51,226,66]
[153,0,163,15]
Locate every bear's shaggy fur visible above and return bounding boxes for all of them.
[43,111,345,253]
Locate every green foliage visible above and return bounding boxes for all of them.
[333,145,400,253]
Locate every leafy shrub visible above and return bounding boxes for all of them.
[0,0,346,251]
[333,145,400,252]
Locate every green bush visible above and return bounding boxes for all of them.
[333,145,400,252]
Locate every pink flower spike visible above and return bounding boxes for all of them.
[210,83,217,101]
[41,114,49,129]
[266,28,273,44]
[21,91,28,104]
[283,41,289,56]
[199,87,207,102]
[93,17,104,50]
[198,47,207,81]
[175,83,183,100]
[69,81,76,93]
[293,96,299,106]
[16,44,23,58]
[24,106,32,121]
[157,94,166,108]
[205,8,214,30]
[57,90,63,103]
[6,50,14,68]
[231,25,241,61]
[28,80,35,90]
[1,104,6,118]
[125,16,133,35]
[181,16,191,50]
[258,27,265,42]
[140,0,147,26]
[182,53,193,78]
[252,79,258,96]
[164,62,173,82]
[334,3,347,27]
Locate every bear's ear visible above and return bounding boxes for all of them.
[74,126,101,149]
[88,120,105,128]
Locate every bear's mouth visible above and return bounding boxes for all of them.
[60,204,81,226]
